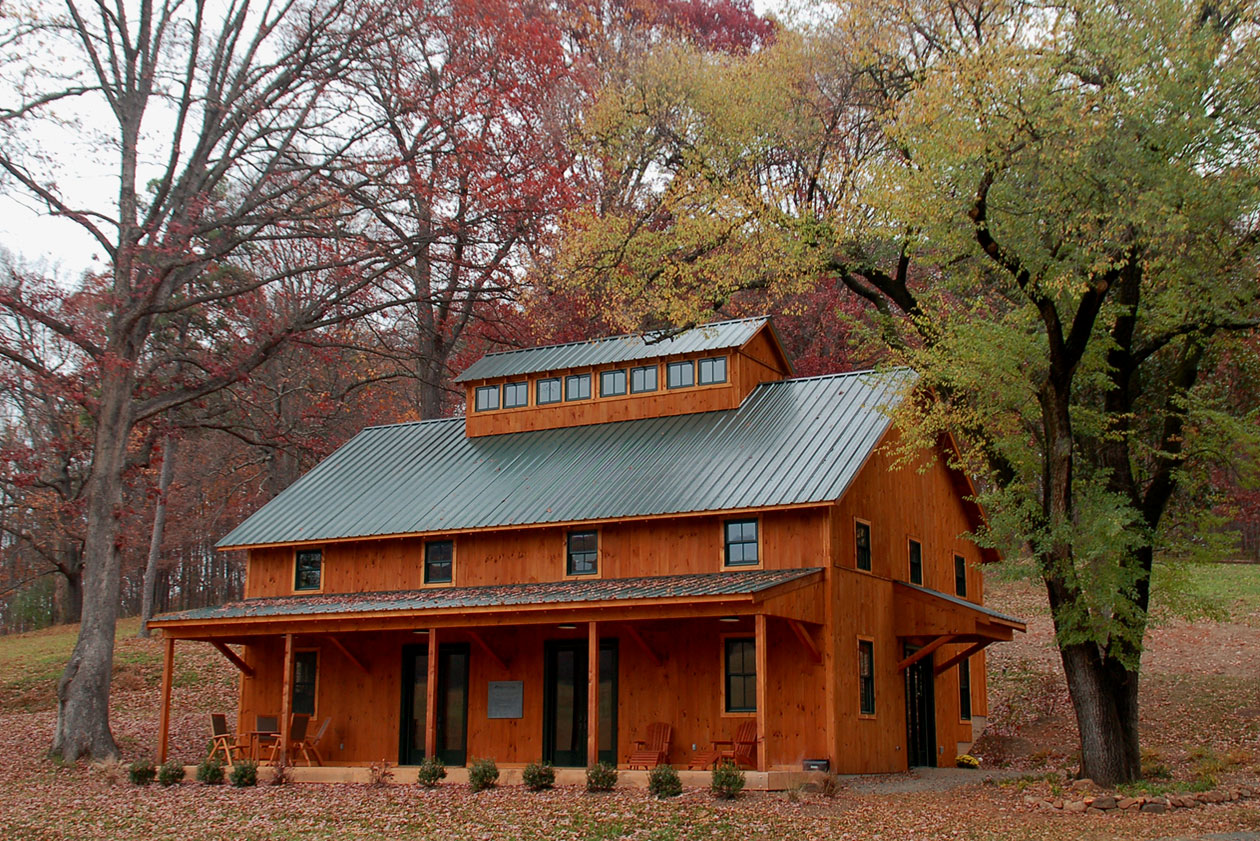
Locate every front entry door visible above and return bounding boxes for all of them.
[543,639,618,766]
[904,644,936,767]
[399,642,471,766]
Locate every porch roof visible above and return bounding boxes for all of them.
[149,568,823,633]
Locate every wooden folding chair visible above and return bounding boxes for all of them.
[266,713,310,764]
[626,722,672,769]
[688,720,759,769]
[208,713,246,767]
[291,717,331,766]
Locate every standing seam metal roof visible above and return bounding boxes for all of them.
[216,368,914,549]
[452,316,773,382]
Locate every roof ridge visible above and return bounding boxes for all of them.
[360,415,464,432]
[776,366,911,385]
[474,315,770,361]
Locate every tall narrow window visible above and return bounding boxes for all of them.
[724,638,756,713]
[502,381,528,409]
[959,658,972,720]
[292,650,318,715]
[697,356,727,385]
[666,360,694,389]
[909,539,923,585]
[855,521,872,571]
[858,640,875,715]
[630,365,658,393]
[425,540,453,584]
[567,530,598,575]
[565,373,591,401]
[474,385,499,411]
[537,377,562,405]
[724,519,759,566]
[599,369,627,397]
[955,555,968,597]
[295,549,322,591]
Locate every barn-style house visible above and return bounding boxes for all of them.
[151,316,1024,786]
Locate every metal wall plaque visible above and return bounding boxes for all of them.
[487,680,524,719]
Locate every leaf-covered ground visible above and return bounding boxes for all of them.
[1,570,1258,840]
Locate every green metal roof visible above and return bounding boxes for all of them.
[217,369,912,549]
[453,316,777,383]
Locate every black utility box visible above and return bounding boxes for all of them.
[802,759,830,772]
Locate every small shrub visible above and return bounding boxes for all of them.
[586,761,618,792]
[955,754,980,769]
[270,757,293,786]
[522,760,556,791]
[128,759,156,786]
[468,758,499,792]
[819,773,841,798]
[647,764,682,798]
[369,759,394,787]
[710,761,745,799]
[157,760,186,787]
[416,756,446,788]
[195,758,225,785]
[229,759,258,787]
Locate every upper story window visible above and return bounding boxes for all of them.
[566,373,591,401]
[503,381,528,409]
[666,360,694,389]
[600,369,627,397]
[955,555,968,597]
[631,365,658,393]
[475,385,499,412]
[724,519,759,566]
[567,530,598,575]
[698,356,727,385]
[855,521,872,571]
[724,637,756,713]
[537,377,562,405]
[295,549,322,591]
[858,640,875,715]
[909,539,923,585]
[425,540,454,584]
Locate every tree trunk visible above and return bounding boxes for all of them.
[138,437,176,638]
[1059,642,1141,785]
[53,555,83,626]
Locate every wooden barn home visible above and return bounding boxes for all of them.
[150,316,1024,787]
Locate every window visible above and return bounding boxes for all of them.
[725,638,756,713]
[565,373,591,401]
[537,377,562,405]
[666,360,694,389]
[855,521,872,571]
[959,657,972,720]
[475,385,499,412]
[294,549,322,591]
[292,650,318,715]
[724,519,759,566]
[698,356,727,385]
[909,539,923,585]
[955,555,968,597]
[630,365,658,393]
[858,640,875,715]
[567,530,598,575]
[600,369,627,397]
[425,540,453,584]
[503,381,528,409]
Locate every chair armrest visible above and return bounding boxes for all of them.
[633,740,647,749]
[710,739,734,747]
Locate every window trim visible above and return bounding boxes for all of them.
[630,364,659,394]
[502,380,529,409]
[954,554,968,597]
[666,359,695,390]
[908,538,923,585]
[292,648,319,718]
[722,518,760,568]
[959,656,972,722]
[474,384,500,412]
[857,637,876,718]
[599,368,628,398]
[536,377,562,406]
[565,373,592,402]
[293,548,323,593]
[722,635,757,715]
[423,539,455,586]
[565,529,599,577]
[855,519,872,573]
[697,355,728,386]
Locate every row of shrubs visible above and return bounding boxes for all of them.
[131,755,746,798]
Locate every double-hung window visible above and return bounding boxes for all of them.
[909,539,923,585]
[858,640,875,715]
[955,555,968,597]
[425,540,453,584]
[567,530,598,575]
[724,638,756,713]
[292,651,318,715]
[855,521,872,571]
[295,549,322,591]
[959,658,972,720]
[724,519,759,566]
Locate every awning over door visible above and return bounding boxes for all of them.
[893,581,1026,676]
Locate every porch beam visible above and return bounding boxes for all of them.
[788,619,822,664]
[895,634,956,672]
[425,629,438,759]
[623,624,663,667]
[755,614,767,772]
[934,641,990,677]
[157,637,174,764]
[587,621,599,767]
[327,636,369,674]
[211,641,256,677]
[466,629,508,671]
[280,633,294,764]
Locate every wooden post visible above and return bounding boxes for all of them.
[425,628,438,759]
[755,614,768,772]
[157,636,175,764]
[279,633,294,764]
[587,621,599,767]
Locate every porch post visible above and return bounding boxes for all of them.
[755,614,767,772]
[587,621,599,767]
[425,628,438,759]
[156,636,174,764]
[280,633,294,763]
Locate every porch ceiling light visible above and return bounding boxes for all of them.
[412,629,430,634]
[718,616,741,623]
[556,623,578,630]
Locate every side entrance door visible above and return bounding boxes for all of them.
[542,639,618,766]
[399,642,471,766]
[904,643,937,767]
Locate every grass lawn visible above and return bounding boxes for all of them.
[0,566,1257,840]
